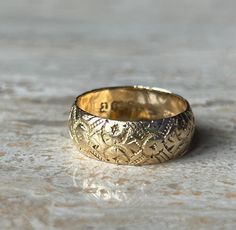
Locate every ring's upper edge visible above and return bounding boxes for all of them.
[73,85,192,123]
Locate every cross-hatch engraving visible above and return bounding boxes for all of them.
[69,105,195,165]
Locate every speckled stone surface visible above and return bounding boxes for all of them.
[0,1,236,229]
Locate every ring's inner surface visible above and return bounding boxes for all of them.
[77,87,188,121]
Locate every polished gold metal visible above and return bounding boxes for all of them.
[68,86,195,165]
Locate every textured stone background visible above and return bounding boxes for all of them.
[0,0,236,229]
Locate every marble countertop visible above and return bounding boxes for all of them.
[0,1,236,229]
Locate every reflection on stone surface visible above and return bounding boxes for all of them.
[69,151,158,203]
[73,167,128,201]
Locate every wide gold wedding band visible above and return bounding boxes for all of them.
[68,86,195,165]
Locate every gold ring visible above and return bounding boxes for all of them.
[68,86,195,165]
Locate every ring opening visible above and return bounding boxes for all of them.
[77,87,188,121]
